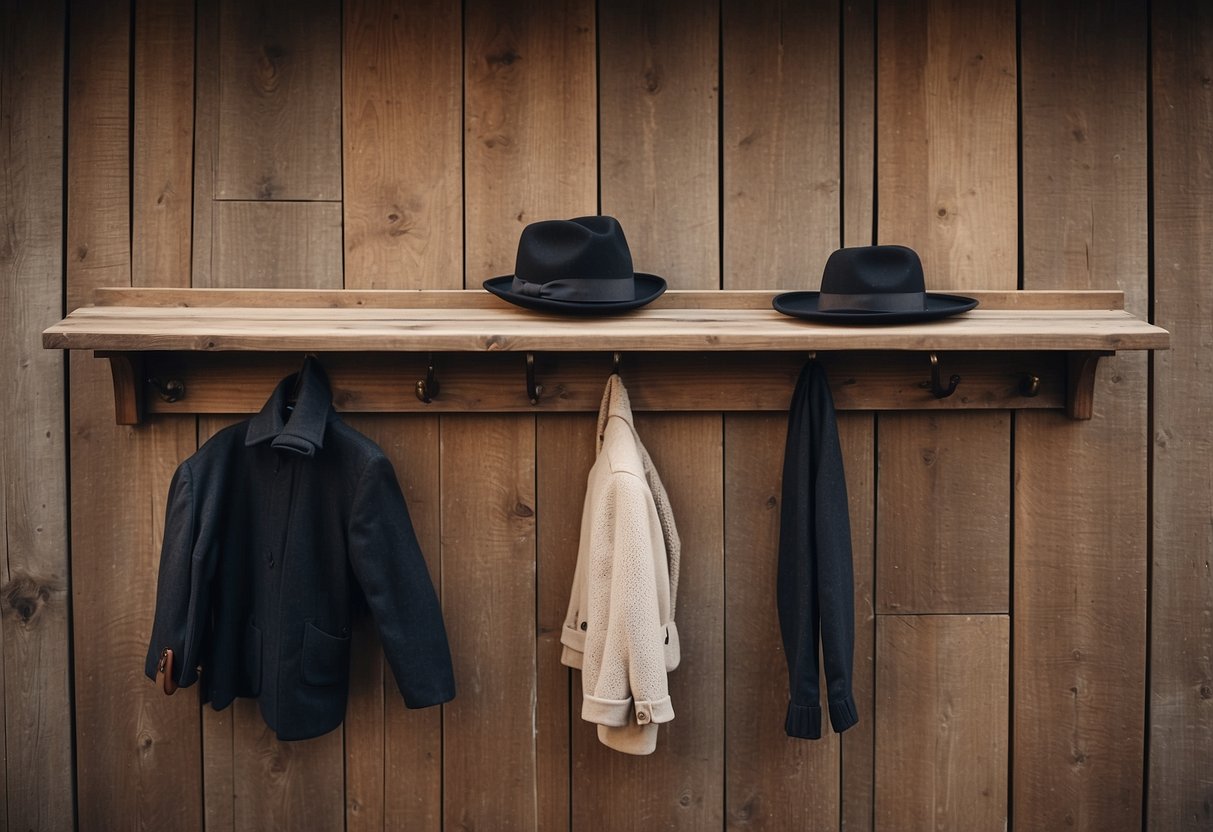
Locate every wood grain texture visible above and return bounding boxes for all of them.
[599,0,718,289]
[1017,3,1149,829]
[535,413,597,832]
[723,413,839,829]
[441,415,537,829]
[88,286,1131,310]
[722,0,839,289]
[463,0,596,283]
[344,416,443,832]
[133,0,194,288]
[874,615,1009,831]
[214,202,343,288]
[131,350,1072,418]
[571,413,724,831]
[191,0,220,288]
[1149,1,1213,825]
[44,305,1170,354]
[877,0,1017,290]
[67,1,205,828]
[876,412,1010,614]
[838,411,876,831]
[0,1,72,826]
[343,0,462,289]
[216,0,342,200]
[843,0,875,248]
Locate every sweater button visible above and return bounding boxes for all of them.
[636,711,649,723]
[580,621,587,631]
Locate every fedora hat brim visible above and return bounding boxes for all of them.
[483,273,667,315]
[772,291,978,324]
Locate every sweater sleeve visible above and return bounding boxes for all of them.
[777,360,858,739]
[348,454,455,709]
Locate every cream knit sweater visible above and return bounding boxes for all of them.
[560,375,681,755]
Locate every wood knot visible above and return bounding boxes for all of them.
[1199,684,1212,700]
[643,65,662,93]
[486,47,520,68]
[765,495,777,510]
[2,573,59,625]
[514,502,534,518]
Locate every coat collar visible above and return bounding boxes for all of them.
[596,373,634,452]
[245,356,337,456]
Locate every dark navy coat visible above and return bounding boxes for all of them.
[145,357,455,740]
[778,359,857,740]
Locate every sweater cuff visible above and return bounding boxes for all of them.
[828,695,859,734]
[785,702,822,740]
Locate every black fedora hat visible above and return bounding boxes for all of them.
[483,216,666,315]
[773,245,978,324]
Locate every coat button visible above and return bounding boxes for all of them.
[637,711,649,723]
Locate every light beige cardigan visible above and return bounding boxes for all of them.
[560,375,681,755]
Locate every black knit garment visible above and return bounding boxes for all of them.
[777,359,858,739]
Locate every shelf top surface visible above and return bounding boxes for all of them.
[42,288,1170,353]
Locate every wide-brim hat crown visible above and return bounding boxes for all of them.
[772,245,978,324]
[483,215,667,315]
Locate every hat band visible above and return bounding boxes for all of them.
[511,275,634,302]
[817,291,925,313]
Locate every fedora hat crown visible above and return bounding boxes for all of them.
[483,215,666,314]
[818,245,927,313]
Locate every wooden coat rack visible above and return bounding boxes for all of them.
[42,288,1169,424]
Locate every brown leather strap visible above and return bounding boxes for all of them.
[155,647,178,695]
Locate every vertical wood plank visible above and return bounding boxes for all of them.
[216,0,342,200]
[1149,1,1213,826]
[463,0,596,284]
[441,415,537,829]
[134,0,195,287]
[535,413,596,832]
[876,412,1010,614]
[213,202,344,288]
[877,0,1017,289]
[598,0,718,289]
[343,0,462,289]
[68,1,204,827]
[723,413,838,829]
[839,411,876,832]
[722,0,839,289]
[344,415,443,832]
[0,1,72,827]
[570,414,724,831]
[842,0,875,250]
[874,615,1009,831]
[1018,3,1149,829]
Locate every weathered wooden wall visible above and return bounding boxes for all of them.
[1,0,1209,829]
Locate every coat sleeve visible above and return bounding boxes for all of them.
[145,460,209,688]
[347,454,455,709]
[777,360,858,739]
[582,476,673,731]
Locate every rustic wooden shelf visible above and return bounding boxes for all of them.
[42,288,1169,424]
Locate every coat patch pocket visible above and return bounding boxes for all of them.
[302,621,350,687]
[245,622,263,695]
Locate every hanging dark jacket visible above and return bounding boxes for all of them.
[778,359,858,739]
[144,357,455,741]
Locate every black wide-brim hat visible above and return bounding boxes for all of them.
[773,245,978,324]
[483,215,667,315]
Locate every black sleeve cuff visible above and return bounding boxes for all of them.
[785,702,823,740]
[828,695,859,734]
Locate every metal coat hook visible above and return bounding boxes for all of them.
[526,352,543,405]
[612,351,622,376]
[1019,373,1041,398]
[147,376,185,403]
[415,353,440,403]
[927,353,960,399]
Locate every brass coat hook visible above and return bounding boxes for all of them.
[526,352,543,405]
[415,353,440,403]
[927,353,960,399]
[612,351,622,376]
[1019,373,1041,398]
